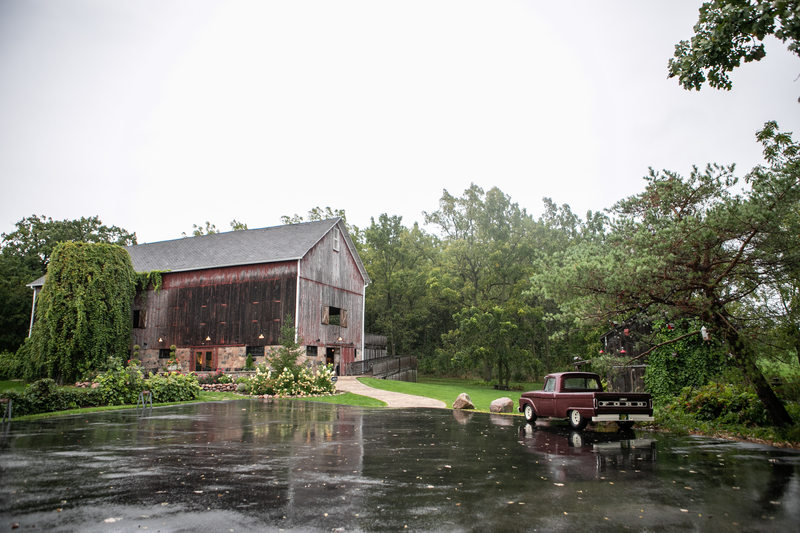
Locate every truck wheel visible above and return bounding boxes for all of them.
[568,410,588,430]
[523,404,537,423]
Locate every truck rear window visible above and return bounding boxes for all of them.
[563,377,601,390]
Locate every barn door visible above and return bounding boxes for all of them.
[194,348,215,372]
[341,347,355,376]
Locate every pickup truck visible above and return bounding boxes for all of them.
[518,372,653,430]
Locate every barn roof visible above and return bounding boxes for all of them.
[27,218,370,287]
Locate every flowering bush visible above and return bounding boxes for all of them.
[274,367,298,396]
[314,364,336,394]
[197,369,233,385]
[247,366,274,395]
[244,363,335,397]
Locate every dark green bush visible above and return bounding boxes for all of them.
[672,381,770,426]
[644,320,726,404]
[1,380,105,417]
[145,372,200,402]
[95,359,144,405]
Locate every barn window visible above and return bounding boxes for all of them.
[332,228,340,252]
[133,309,146,329]
[322,306,347,327]
[306,346,318,357]
[246,346,264,358]
[158,349,171,359]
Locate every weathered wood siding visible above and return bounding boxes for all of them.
[297,223,365,351]
[132,262,297,350]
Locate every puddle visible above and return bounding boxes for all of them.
[1,400,798,531]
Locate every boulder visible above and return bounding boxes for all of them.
[453,392,475,410]
[489,397,513,413]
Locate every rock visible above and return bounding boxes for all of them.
[453,393,475,410]
[490,397,513,413]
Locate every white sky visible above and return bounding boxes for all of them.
[1,0,798,244]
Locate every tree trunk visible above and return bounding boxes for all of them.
[725,326,793,427]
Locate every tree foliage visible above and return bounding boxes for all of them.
[363,214,439,356]
[540,122,800,426]
[23,242,137,383]
[268,317,304,378]
[0,215,137,353]
[1,214,137,273]
[669,0,800,91]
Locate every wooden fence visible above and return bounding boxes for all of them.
[344,355,417,381]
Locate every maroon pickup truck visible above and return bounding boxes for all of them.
[518,372,653,430]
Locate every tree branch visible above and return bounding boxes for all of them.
[625,329,701,364]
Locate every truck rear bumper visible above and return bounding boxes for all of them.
[592,414,654,423]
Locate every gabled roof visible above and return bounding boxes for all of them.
[28,218,370,287]
[128,218,341,272]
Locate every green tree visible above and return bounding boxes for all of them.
[1,214,137,273]
[442,304,540,388]
[363,215,439,356]
[268,318,303,378]
[541,123,799,426]
[0,215,137,353]
[423,185,551,380]
[669,0,800,91]
[0,255,33,352]
[281,207,362,244]
[23,242,138,383]
[424,184,537,307]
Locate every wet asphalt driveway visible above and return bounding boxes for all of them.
[1,400,799,532]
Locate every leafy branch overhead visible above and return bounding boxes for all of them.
[669,0,800,91]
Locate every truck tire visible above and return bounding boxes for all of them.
[568,410,588,431]
[523,403,537,423]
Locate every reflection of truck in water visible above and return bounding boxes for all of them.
[518,372,654,430]
[518,424,657,482]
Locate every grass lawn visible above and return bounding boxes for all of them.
[295,392,386,408]
[0,380,27,393]
[359,376,543,412]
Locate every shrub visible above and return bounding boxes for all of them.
[145,372,200,403]
[314,364,336,395]
[274,367,297,396]
[672,381,770,426]
[96,359,144,405]
[644,320,726,404]
[0,379,105,417]
[248,366,274,395]
[21,378,60,413]
[244,363,335,396]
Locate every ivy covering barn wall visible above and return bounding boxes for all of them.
[22,242,137,383]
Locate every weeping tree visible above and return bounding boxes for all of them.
[23,242,137,383]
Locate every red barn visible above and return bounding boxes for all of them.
[30,218,370,374]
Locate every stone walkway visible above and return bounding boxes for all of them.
[335,376,447,409]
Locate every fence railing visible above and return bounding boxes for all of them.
[345,355,417,378]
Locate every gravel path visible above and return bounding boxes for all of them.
[335,376,447,409]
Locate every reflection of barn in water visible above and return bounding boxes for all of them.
[124,401,366,523]
[518,424,656,482]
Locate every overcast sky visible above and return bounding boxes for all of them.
[1,0,798,244]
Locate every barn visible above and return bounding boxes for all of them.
[29,218,370,374]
